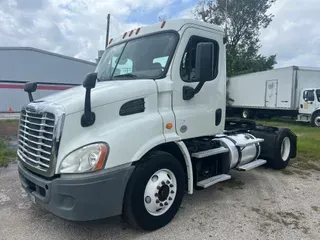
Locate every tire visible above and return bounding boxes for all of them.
[123,151,185,231]
[267,128,293,169]
[242,109,254,119]
[311,112,320,127]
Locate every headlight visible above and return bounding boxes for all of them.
[59,143,108,173]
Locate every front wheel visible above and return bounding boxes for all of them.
[311,112,320,127]
[123,151,185,231]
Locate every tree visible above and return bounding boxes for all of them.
[194,0,277,77]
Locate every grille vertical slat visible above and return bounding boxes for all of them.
[18,110,55,172]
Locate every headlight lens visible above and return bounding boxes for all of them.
[59,143,108,173]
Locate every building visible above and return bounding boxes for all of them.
[0,47,97,112]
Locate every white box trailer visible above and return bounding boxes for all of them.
[227,66,320,126]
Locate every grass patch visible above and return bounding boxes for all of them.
[256,119,320,169]
[0,139,16,167]
[0,119,19,123]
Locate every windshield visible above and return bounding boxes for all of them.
[95,32,178,81]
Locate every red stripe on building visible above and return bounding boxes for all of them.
[0,83,72,90]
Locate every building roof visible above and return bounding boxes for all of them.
[0,47,96,66]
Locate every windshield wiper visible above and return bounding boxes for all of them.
[112,73,138,79]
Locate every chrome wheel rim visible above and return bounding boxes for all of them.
[144,169,177,216]
[280,137,291,161]
[243,110,248,118]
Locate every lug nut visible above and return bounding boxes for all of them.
[164,202,168,206]
[166,180,170,184]
[157,186,160,190]
[170,184,174,188]
[156,200,160,204]
[169,197,172,201]
[171,190,174,194]
[145,196,151,204]
[160,203,163,207]
[161,181,165,185]
[155,193,158,197]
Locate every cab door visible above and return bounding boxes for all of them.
[316,89,320,110]
[299,89,316,114]
[170,27,225,139]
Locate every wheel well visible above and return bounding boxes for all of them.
[143,142,189,191]
[312,109,320,118]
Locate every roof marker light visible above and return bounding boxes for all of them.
[161,21,166,28]
[109,38,113,44]
[122,32,127,39]
[136,28,141,35]
[129,29,134,37]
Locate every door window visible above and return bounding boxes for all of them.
[303,90,315,102]
[316,89,320,102]
[180,36,219,82]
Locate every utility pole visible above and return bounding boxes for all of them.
[105,14,110,49]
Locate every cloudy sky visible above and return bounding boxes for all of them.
[0,0,319,68]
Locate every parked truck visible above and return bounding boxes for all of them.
[227,66,320,126]
[17,19,297,231]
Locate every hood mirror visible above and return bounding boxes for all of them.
[24,82,37,102]
[81,72,97,127]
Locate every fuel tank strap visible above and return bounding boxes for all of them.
[222,136,242,168]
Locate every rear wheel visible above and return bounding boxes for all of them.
[311,112,320,127]
[267,129,292,169]
[123,151,185,231]
[242,109,254,119]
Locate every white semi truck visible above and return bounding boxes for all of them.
[227,66,320,126]
[17,19,297,231]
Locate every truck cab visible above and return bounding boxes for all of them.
[17,19,297,231]
[298,88,320,126]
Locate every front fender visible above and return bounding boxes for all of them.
[56,92,169,172]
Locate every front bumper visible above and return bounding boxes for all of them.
[18,161,135,221]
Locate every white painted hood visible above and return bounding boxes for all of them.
[35,80,157,114]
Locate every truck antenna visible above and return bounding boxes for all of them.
[105,14,110,49]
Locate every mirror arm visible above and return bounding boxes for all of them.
[193,81,205,95]
[28,93,34,102]
[81,88,95,127]
[183,79,206,101]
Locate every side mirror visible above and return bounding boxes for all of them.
[83,72,97,89]
[24,82,37,102]
[81,72,97,127]
[195,42,215,82]
[183,42,215,100]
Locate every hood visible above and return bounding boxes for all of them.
[35,80,157,114]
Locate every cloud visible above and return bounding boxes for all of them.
[0,0,172,62]
[2,0,316,69]
[260,0,320,67]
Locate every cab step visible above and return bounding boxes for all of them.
[196,174,231,188]
[191,147,229,159]
[236,159,267,171]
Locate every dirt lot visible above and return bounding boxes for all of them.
[0,163,320,240]
[0,119,320,239]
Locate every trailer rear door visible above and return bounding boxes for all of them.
[265,80,278,107]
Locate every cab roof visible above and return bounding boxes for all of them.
[107,19,225,47]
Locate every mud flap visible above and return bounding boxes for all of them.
[249,127,297,160]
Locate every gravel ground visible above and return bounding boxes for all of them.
[0,163,319,240]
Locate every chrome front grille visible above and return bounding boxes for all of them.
[18,109,55,171]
